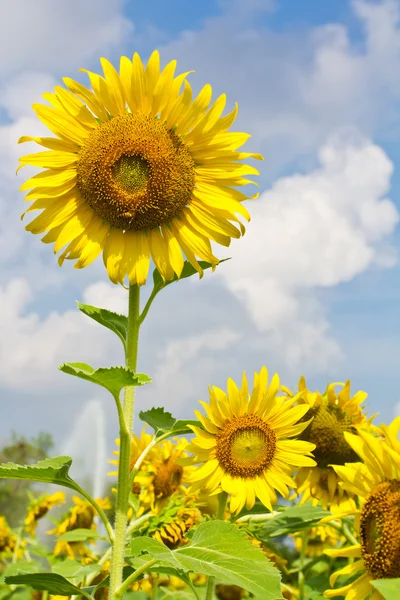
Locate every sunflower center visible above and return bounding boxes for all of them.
[216,414,276,477]
[299,404,359,468]
[360,479,400,579]
[153,458,183,499]
[76,113,195,231]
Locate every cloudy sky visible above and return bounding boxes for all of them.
[2,0,400,485]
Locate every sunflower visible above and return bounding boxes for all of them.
[283,377,371,509]
[24,491,65,535]
[0,516,17,556]
[186,367,316,514]
[324,430,400,600]
[109,433,191,515]
[18,51,262,286]
[48,495,111,559]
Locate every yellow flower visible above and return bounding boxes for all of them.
[18,51,262,286]
[378,415,400,454]
[0,516,17,555]
[324,430,400,600]
[293,525,341,558]
[24,491,65,535]
[109,433,191,515]
[284,377,371,509]
[48,495,111,559]
[186,367,316,514]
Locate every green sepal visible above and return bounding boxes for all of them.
[59,363,151,397]
[371,579,400,599]
[139,407,200,438]
[77,302,128,351]
[5,573,92,600]
[153,258,230,290]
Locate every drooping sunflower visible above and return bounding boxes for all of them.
[283,377,372,509]
[324,430,400,600]
[48,495,111,559]
[186,367,316,514]
[18,51,262,285]
[24,491,65,535]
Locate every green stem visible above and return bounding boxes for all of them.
[205,492,228,600]
[138,286,160,326]
[74,484,114,543]
[115,558,158,599]
[298,529,308,600]
[109,284,141,600]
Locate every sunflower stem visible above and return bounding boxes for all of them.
[205,491,228,600]
[109,284,141,600]
[298,529,308,600]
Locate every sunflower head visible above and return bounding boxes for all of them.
[186,367,316,514]
[215,584,246,600]
[24,491,65,535]
[293,525,341,558]
[0,516,17,555]
[19,51,262,286]
[324,431,400,599]
[286,377,370,508]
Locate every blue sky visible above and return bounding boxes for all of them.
[1,0,400,487]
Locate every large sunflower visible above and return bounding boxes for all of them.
[283,377,371,509]
[18,51,262,285]
[186,367,316,514]
[324,430,400,600]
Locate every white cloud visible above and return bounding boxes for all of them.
[0,0,132,78]
[218,134,399,370]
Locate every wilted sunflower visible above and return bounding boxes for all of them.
[18,51,262,285]
[25,491,65,535]
[186,367,316,514]
[49,495,111,559]
[324,430,400,600]
[283,377,371,509]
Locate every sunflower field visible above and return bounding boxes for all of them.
[0,50,399,600]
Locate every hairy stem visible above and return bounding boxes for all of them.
[109,284,141,599]
[205,491,228,600]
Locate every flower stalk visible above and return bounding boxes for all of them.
[109,284,141,599]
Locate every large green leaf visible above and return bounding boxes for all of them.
[77,302,128,350]
[59,363,151,397]
[0,456,77,490]
[57,528,105,542]
[129,521,282,599]
[257,505,331,539]
[371,578,400,599]
[5,573,92,600]
[139,407,200,438]
[51,559,100,581]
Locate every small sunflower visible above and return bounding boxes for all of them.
[24,491,65,535]
[186,367,316,514]
[49,495,111,559]
[18,51,262,286]
[324,430,400,600]
[109,433,191,515]
[0,516,17,555]
[284,377,371,509]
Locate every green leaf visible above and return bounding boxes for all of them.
[57,528,105,542]
[139,407,200,438]
[257,505,331,539]
[0,456,77,490]
[153,259,230,290]
[159,590,197,599]
[77,302,128,350]
[371,579,400,599]
[59,363,151,397]
[5,573,92,599]
[52,559,100,581]
[129,521,282,599]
